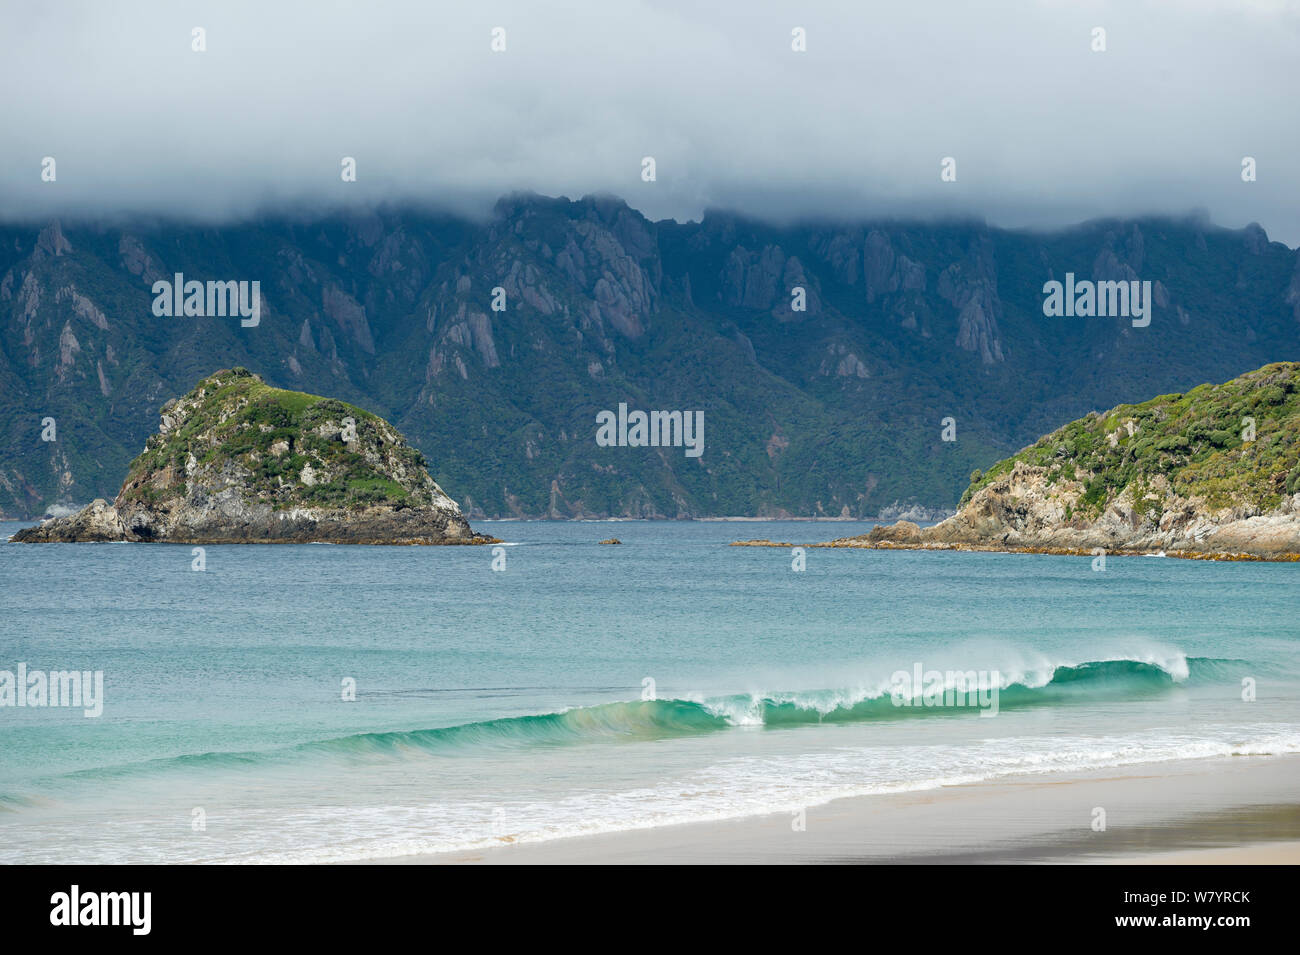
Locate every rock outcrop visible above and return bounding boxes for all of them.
[816,363,1300,560]
[12,368,492,545]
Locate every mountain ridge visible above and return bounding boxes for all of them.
[3,194,1298,520]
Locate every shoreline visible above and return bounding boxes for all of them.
[365,754,1300,865]
[4,515,936,526]
[731,537,1300,562]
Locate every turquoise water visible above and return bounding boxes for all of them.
[1,519,1298,863]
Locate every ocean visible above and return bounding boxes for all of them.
[1,519,1297,863]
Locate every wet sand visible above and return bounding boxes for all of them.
[373,754,1300,864]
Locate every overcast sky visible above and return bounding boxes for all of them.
[2,0,1297,244]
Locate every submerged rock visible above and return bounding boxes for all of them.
[13,368,495,545]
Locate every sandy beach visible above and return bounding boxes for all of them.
[378,754,1300,864]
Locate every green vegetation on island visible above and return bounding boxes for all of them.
[121,368,434,512]
[13,368,485,544]
[959,362,1300,517]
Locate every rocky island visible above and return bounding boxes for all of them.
[12,368,495,545]
[736,362,1300,560]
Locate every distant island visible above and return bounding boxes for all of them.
[736,362,1300,560]
[13,368,495,545]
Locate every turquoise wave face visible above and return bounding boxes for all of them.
[9,655,1239,795]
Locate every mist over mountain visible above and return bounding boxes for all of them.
[3,1,1298,243]
[2,195,1297,519]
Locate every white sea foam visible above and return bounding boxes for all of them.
[215,727,1300,864]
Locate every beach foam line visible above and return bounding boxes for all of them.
[228,734,1300,864]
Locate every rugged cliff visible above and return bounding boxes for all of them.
[2,198,1298,519]
[822,362,1300,559]
[11,368,489,544]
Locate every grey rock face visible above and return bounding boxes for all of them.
[12,496,480,545]
[723,245,785,310]
[937,240,1004,365]
[845,461,1300,559]
[863,230,898,302]
[34,221,72,259]
[322,284,376,354]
